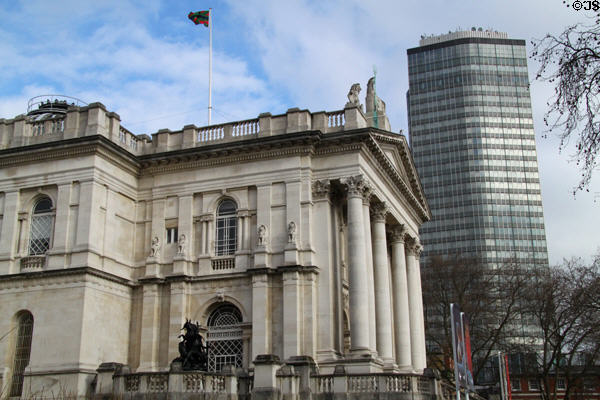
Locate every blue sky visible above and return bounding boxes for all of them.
[0,0,598,264]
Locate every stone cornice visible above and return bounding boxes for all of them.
[138,131,320,174]
[0,266,134,290]
[0,127,430,223]
[0,135,140,176]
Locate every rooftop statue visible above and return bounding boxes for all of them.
[366,77,386,114]
[346,83,362,109]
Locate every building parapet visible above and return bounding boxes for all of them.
[419,29,509,46]
[0,103,372,156]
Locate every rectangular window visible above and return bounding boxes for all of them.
[166,227,178,244]
[511,379,521,391]
[528,379,540,391]
[216,217,236,256]
[556,378,565,390]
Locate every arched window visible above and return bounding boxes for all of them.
[215,200,237,256]
[10,312,34,397]
[207,304,243,372]
[28,197,54,255]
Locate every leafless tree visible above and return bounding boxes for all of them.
[421,256,530,384]
[531,18,600,193]
[522,255,600,400]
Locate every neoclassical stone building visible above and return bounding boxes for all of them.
[0,87,432,399]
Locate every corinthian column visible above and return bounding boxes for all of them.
[362,188,377,355]
[371,202,394,365]
[406,238,427,371]
[341,175,370,355]
[390,225,412,369]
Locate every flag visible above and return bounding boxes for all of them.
[188,10,209,27]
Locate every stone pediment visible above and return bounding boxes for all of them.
[369,132,430,221]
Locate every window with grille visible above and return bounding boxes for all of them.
[528,379,540,391]
[207,304,243,372]
[28,197,54,255]
[215,200,237,256]
[10,312,34,397]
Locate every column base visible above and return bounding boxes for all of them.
[342,352,384,373]
[382,359,399,372]
[395,364,414,373]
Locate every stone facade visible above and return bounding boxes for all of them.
[0,93,431,399]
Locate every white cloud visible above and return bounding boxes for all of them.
[1,0,598,263]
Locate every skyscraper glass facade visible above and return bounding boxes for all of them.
[407,31,549,269]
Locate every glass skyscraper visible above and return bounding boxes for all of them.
[407,30,549,270]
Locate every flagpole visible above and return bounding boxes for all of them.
[208,7,212,126]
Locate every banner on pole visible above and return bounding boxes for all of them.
[451,304,469,391]
[461,312,475,390]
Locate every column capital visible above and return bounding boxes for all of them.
[312,179,331,201]
[362,188,373,206]
[341,175,371,200]
[406,238,423,257]
[389,224,408,244]
[370,202,388,223]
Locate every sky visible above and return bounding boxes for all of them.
[0,0,598,265]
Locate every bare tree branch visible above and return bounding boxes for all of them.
[531,21,600,193]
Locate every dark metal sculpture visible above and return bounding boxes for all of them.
[173,319,208,371]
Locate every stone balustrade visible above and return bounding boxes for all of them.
[94,361,453,400]
[94,363,244,400]
[0,102,370,156]
[20,256,45,272]
[310,373,437,399]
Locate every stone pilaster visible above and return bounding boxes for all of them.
[282,270,301,360]
[390,225,412,370]
[406,238,426,371]
[139,283,161,371]
[167,281,188,363]
[251,272,271,360]
[370,202,395,366]
[312,180,338,359]
[0,191,20,273]
[254,184,271,268]
[340,175,370,355]
[197,214,213,256]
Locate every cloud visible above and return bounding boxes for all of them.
[1,0,598,263]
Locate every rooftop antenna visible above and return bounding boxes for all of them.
[372,65,379,129]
